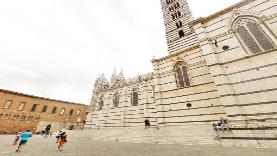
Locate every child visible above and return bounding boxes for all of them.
[58,132,67,151]
[213,123,220,140]
[13,130,23,145]
[56,131,62,143]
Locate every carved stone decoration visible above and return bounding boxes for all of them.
[172,57,188,69]
[139,72,153,81]
[127,75,140,85]
[94,74,110,93]
[132,87,138,91]
[227,9,260,29]
[110,70,126,89]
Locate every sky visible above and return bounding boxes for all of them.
[0,0,242,105]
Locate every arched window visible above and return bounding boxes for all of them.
[176,2,180,7]
[18,102,25,111]
[41,105,48,113]
[76,109,81,116]
[69,109,74,116]
[171,14,175,20]
[175,62,190,88]
[132,92,138,106]
[60,108,66,115]
[234,18,275,54]
[177,11,181,17]
[30,104,38,112]
[178,30,185,37]
[113,94,119,108]
[3,100,12,109]
[51,107,57,114]
[176,21,182,28]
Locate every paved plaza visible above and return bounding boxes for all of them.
[0,134,276,156]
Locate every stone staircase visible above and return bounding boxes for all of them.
[65,124,277,148]
[66,124,222,146]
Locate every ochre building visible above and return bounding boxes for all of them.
[86,0,277,148]
[0,89,88,133]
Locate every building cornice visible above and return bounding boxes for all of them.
[189,0,256,27]
[0,89,88,106]
[151,44,200,63]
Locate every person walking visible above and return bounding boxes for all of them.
[213,123,220,140]
[44,124,51,138]
[58,132,67,151]
[13,130,23,145]
[15,129,33,152]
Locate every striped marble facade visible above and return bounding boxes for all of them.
[86,0,277,148]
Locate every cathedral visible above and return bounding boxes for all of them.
[85,0,277,147]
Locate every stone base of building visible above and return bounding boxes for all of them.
[81,123,277,148]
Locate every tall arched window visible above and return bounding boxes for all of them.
[41,105,48,113]
[30,104,38,112]
[132,92,138,106]
[176,21,182,28]
[234,18,275,54]
[177,11,181,17]
[175,62,190,88]
[51,107,57,114]
[18,102,25,111]
[3,100,12,109]
[113,94,119,108]
[76,109,81,116]
[69,109,74,116]
[60,108,66,115]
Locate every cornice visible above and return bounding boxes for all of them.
[0,89,87,106]
[189,0,256,27]
[151,44,200,63]
[198,12,277,43]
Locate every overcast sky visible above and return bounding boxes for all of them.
[0,0,242,105]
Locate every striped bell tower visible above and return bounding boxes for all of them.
[160,0,198,54]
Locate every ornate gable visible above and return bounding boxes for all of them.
[227,9,260,29]
[94,74,110,93]
[110,70,126,89]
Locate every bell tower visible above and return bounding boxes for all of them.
[160,0,198,54]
